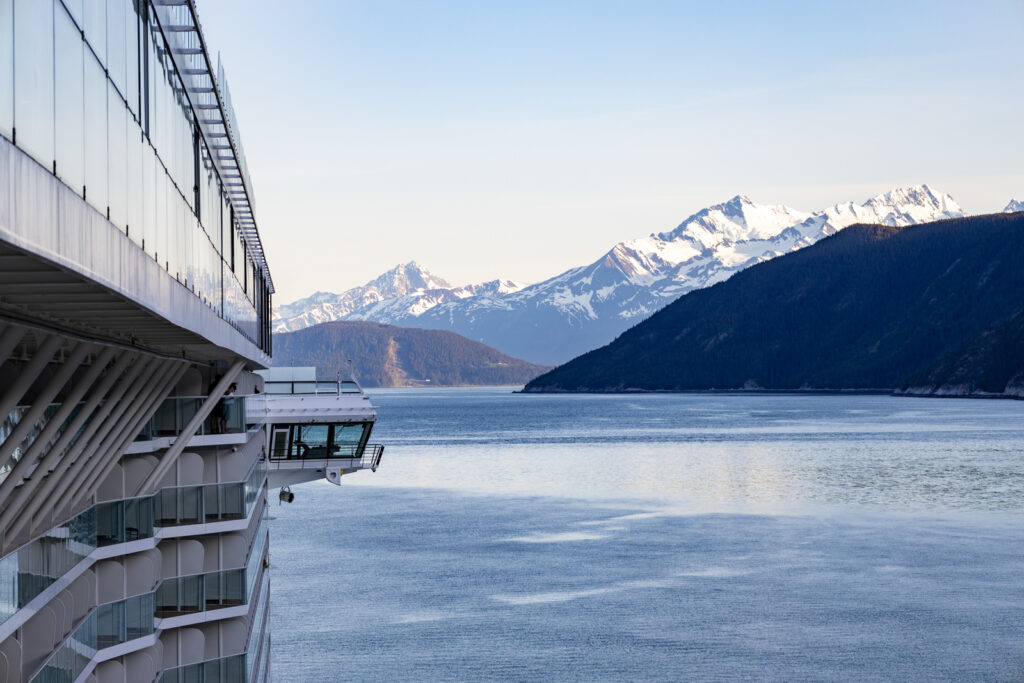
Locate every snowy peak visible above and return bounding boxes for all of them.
[1003,199,1024,213]
[273,264,520,333]
[462,279,525,298]
[857,184,961,225]
[657,196,811,245]
[654,185,963,249]
[367,261,452,297]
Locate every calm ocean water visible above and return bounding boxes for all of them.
[270,389,1024,681]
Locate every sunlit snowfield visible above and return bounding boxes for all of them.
[270,389,1024,681]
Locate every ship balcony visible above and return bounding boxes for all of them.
[130,394,267,452]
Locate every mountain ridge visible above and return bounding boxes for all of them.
[522,212,1024,396]
[275,186,966,364]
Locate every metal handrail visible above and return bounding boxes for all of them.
[268,444,384,471]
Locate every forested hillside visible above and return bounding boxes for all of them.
[524,213,1024,396]
[274,321,549,387]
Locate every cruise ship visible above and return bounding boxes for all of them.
[0,2,366,681]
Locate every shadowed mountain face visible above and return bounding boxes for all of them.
[274,187,964,365]
[902,311,1024,397]
[273,321,550,388]
[523,213,1024,395]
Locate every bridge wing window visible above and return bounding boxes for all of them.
[291,425,329,459]
[270,428,288,459]
[329,423,370,457]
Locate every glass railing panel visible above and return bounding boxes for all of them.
[156,486,202,527]
[31,592,155,683]
[156,573,204,618]
[245,521,268,599]
[136,395,248,442]
[261,379,364,395]
[340,380,362,394]
[205,568,245,610]
[32,562,260,681]
[157,564,256,619]
[246,567,271,683]
[124,497,155,542]
[158,654,246,683]
[0,463,265,631]
[245,460,266,516]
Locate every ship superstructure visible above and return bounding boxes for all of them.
[257,367,382,494]
[0,2,276,681]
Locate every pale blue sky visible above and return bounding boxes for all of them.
[197,1,1024,304]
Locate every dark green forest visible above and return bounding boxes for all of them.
[274,321,550,387]
[524,213,1024,396]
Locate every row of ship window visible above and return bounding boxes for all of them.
[0,0,271,351]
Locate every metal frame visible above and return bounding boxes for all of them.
[150,0,273,292]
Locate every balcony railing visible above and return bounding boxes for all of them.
[158,654,246,683]
[30,525,267,683]
[0,461,266,630]
[30,593,155,683]
[135,395,249,442]
[270,443,384,472]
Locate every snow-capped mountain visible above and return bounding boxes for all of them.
[273,261,523,333]
[1003,199,1024,213]
[275,185,964,364]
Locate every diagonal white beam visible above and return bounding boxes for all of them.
[68,360,187,510]
[0,341,95,475]
[137,359,245,495]
[4,355,154,542]
[0,334,62,425]
[0,347,117,522]
[52,357,171,519]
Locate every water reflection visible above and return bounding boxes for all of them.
[357,389,1024,512]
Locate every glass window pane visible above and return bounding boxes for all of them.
[107,82,127,228]
[270,428,288,459]
[127,124,142,242]
[13,0,54,166]
[83,53,107,214]
[105,0,126,95]
[143,146,157,255]
[62,0,82,27]
[331,423,368,457]
[293,425,328,458]
[55,8,85,194]
[82,0,105,65]
[0,0,13,137]
[125,0,139,117]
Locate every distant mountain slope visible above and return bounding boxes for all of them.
[274,186,963,365]
[523,213,1024,395]
[273,321,549,387]
[1004,199,1024,213]
[902,311,1024,397]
